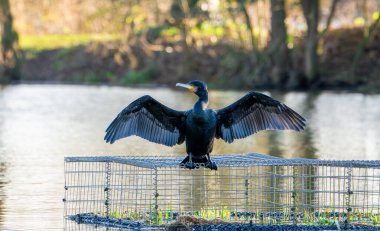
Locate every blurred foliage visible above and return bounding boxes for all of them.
[3,0,380,90]
[1,0,21,82]
[121,65,157,85]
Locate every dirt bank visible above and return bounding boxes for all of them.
[21,27,380,92]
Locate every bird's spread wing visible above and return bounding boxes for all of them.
[104,95,187,146]
[216,91,306,143]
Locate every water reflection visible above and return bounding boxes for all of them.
[0,89,7,227]
[289,92,318,159]
[0,85,379,229]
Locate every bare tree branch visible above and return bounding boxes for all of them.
[320,0,340,39]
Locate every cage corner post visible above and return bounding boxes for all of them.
[344,165,353,229]
[63,159,68,223]
[104,161,111,218]
[291,165,299,226]
[151,166,159,225]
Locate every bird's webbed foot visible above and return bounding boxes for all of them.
[205,154,217,170]
[180,154,197,170]
[185,162,196,169]
[205,161,218,170]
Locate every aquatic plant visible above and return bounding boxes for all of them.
[107,206,380,228]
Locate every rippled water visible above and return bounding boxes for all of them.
[0,84,379,230]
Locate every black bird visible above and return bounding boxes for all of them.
[104,80,306,170]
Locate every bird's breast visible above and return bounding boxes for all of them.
[186,110,217,132]
[184,110,217,154]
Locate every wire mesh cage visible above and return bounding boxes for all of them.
[63,153,380,230]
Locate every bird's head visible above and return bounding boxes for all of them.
[176,80,208,98]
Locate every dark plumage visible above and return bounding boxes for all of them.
[105,80,306,170]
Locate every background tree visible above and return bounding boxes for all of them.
[268,0,289,86]
[300,0,319,86]
[3,0,379,90]
[238,0,256,49]
[351,1,380,84]
[0,0,20,82]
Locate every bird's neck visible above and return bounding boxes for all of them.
[194,95,208,114]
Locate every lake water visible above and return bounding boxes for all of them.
[0,84,379,230]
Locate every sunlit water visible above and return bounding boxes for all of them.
[0,84,379,230]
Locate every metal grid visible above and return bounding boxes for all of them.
[63,153,380,229]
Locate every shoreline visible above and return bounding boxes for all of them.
[3,80,380,94]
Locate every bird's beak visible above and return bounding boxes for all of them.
[176,83,197,92]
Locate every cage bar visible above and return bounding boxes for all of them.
[63,153,380,229]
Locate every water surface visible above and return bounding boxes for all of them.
[0,84,379,230]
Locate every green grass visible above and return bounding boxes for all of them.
[19,33,121,51]
[194,207,231,220]
[109,207,380,227]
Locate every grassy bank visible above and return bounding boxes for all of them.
[19,33,121,51]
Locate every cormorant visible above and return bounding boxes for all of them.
[104,80,306,170]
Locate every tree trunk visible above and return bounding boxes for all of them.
[268,0,289,86]
[0,0,20,82]
[351,16,380,83]
[239,0,256,49]
[300,0,319,85]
